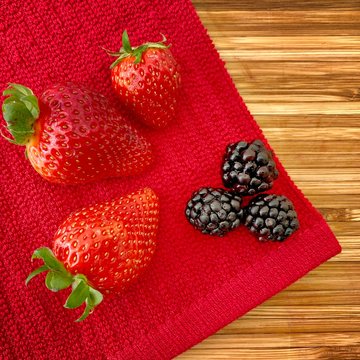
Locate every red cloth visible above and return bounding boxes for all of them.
[0,0,341,358]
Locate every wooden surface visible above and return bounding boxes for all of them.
[179,1,360,359]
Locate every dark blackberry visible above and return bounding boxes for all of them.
[245,194,299,242]
[222,139,279,196]
[185,187,243,236]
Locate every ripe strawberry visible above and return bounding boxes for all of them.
[109,30,181,129]
[26,187,159,321]
[1,83,153,184]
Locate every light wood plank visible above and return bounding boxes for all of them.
[219,50,360,62]
[249,103,360,115]
[257,115,360,128]
[281,183,359,195]
[266,290,360,306]
[285,168,360,181]
[269,141,359,153]
[193,0,358,10]
[198,10,360,36]
[179,348,334,360]
[214,36,360,51]
[318,208,360,222]
[220,317,360,335]
[306,194,360,208]
[190,332,360,348]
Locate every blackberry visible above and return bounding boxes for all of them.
[245,194,299,242]
[222,139,279,196]
[185,187,243,236]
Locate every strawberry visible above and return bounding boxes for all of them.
[1,83,153,184]
[26,187,159,321]
[109,30,181,129]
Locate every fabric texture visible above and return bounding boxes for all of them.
[0,0,341,359]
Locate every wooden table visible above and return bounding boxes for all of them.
[179,1,360,359]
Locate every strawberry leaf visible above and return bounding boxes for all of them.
[22,95,40,119]
[134,52,142,64]
[32,247,67,273]
[1,83,39,145]
[76,299,93,322]
[64,280,89,309]
[7,83,33,96]
[88,287,103,307]
[75,287,103,322]
[110,53,129,69]
[45,272,55,291]
[122,30,132,53]
[2,101,34,144]
[48,271,73,291]
[28,247,73,291]
[107,31,169,69]
[3,88,20,97]
[25,265,49,285]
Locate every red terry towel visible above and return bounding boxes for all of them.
[0,0,341,359]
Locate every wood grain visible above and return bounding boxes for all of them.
[178,1,360,359]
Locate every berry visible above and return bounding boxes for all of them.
[222,139,279,196]
[244,194,299,242]
[185,187,243,236]
[109,30,181,128]
[26,188,159,321]
[2,83,153,184]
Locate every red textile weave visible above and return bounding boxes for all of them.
[0,0,341,359]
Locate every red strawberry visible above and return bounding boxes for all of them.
[1,83,153,184]
[109,30,181,129]
[26,187,159,321]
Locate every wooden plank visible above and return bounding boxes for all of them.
[226,61,358,86]
[218,320,360,335]
[239,94,360,103]
[324,236,359,262]
[285,168,360,181]
[286,263,360,291]
[198,10,360,36]
[294,168,360,181]
[277,154,360,169]
[266,290,360,306]
[327,248,360,263]
[218,50,360,62]
[219,315,360,335]
[248,103,360,115]
[269,141,359,153]
[285,183,359,195]
[245,305,360,319]
[179,347,360,360]
[256,115,360,128]
[318,209,360,221]
[306,194,360,208]
[190,332,360,348]
[179,348,339,360]
[213,36,360,51]
[328,222,359,236]
[236,80,360,93]
[263,128,360,139]
[192,0,358,10]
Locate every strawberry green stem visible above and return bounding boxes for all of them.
[2,83,40,145]
[26,247,103,322]
[107,30,169,69]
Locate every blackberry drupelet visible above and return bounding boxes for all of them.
[222,139,279,196]
[185,187,243,236]
[245,194,299,241]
